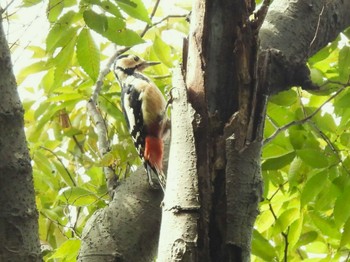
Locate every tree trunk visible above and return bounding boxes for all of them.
[78,0,350,261]
[0,11,41,261]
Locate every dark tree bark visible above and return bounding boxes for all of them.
[79,0,350,261]
[0,10,41,261]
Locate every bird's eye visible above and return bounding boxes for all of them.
[133,56,140,62]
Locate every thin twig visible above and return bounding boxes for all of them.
[152,14,188,28]
[264,84,347,145]
[1,0,16,14]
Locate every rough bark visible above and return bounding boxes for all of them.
[259,0,350,94]
[78,167,163,262]
[0,11,41,261]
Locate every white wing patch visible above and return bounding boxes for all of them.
[123,93,136,135]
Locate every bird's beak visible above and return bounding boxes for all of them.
[145,61,161,66]
[139,60,160,70]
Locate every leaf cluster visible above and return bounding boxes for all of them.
[13,0,188,260]
[253,31,350,261]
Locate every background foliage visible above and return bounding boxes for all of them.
[3,0,350,261]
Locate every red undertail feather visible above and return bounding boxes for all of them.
[144,136,163,171]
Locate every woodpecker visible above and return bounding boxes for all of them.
[114,54,169,190]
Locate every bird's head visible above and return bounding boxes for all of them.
[114,54,160,77]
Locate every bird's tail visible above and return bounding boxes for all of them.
[144,136,166,191]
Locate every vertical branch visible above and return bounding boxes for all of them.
[157,67,200,261]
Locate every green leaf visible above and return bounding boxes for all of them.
[334,185,350,227]
[52,35,77,87]
[296,149,329,168]
[340,133,350,147]
[288,157,305,187]
[104,28,144,46]
[153,35,173,67]
[83,10,109,34]
[309,211,340,239]
[340,217,350,247]
[288,212,303,248]
[262,151,295,170]
[48,239,81,260]
[77,28,100,81]
[334,92,350,109]
[84,10,142,46]
[269,89,297,106]
[301,170,328,207]
[47,0,64,22]
[289,129,307,150]
[59,187,98,206]
[46,93,84,102]
[116,0,151,24]
[87,0,123,17]
[46,11,78,53]
[21,0,43,6]
[338,46,350,82]
[273,208,299,235]
[314,112,337,133]
[252,230,278,261]
[296,231,318,248]
[27,46,46,59]
[17,61,48,85]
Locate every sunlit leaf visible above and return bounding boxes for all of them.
[340,217,350,247]
[116,0,151,24]
[153,35,173,67]
[104,28,144,46]
[296,231,318,248]
[46,11,78,53]
[269,89,297,106]
[301,170,328,207]
[338,46,350,82]
[83,10,109,34]
[59,187,99,206]
[48,239,81,260]
[47,0,64,22]
[52,36,77,87]
[288,212,303,248]
[334,185,350,227]
[17,61,48,85]
[21,0,43,7]
[251,230,278,261]
[309,211,340,239]
[46,93,84,102]
[76,28,100,81]
[272,208,299,235]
